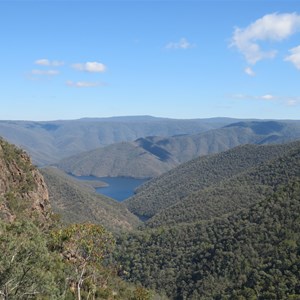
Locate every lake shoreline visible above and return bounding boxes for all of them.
[73,175,149,202]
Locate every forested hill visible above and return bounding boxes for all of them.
[116,140,300,299]
[0,137,161,299]
[57,120,300,178]
[41,167,141,232]
[125,141,300,218]
[147,140,300,227]
[117,180,300,299]
[0,116,236,165]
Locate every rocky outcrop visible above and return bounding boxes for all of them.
[0,138,50,223]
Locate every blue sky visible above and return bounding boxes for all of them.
[1,0,300,121]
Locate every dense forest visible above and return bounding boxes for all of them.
[0,138,158,299]
[125,142,299,218]
[115,141,300,299]
[117,180,300,299]
[41,167,140,232]
[146,141,300,227]
[1,136,300,299]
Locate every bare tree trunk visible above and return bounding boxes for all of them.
[77,266,86,300]
[77,282,81,300]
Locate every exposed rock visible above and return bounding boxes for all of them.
[0,138,51,223]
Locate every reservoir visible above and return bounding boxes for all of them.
[75,176,148,202]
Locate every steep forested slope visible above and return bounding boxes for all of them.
[147,141,300,227]
[41,167,141,232]
[117,180,300,299]
[58,120,300,178]
[125,142,299,218]
[0,138,160,299]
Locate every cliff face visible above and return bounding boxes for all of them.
[0,138,50,223]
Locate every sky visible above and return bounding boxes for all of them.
[0,0,300,121]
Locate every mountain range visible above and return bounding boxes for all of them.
[0,116,237,165]
[1,124,300,299]
[57,120,300,178]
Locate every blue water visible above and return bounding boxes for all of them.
[74,176,148,202]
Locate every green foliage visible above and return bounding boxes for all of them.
[4,192,31,216]
[147,141,300,227]
[3,133,300,300]
[52,223,114,258]
[51,223,115,300]
[0,220,63,299]
[116,180,300,299]
[41,167,141,232]
[126,141,300,220]
[0,220,156,300]
[0,139,159,300]
[132,286,151,300]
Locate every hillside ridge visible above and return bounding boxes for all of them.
[125,141,300,218]
[57,120,300,178]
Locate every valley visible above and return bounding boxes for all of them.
[75,175,148,201]
[1,117,300,299]
[2,2,300,298]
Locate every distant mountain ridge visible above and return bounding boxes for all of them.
[58,120,300,178]
[0,116,239,165]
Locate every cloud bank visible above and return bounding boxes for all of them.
[231,13,300,65]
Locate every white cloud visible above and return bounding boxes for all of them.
[35,59,64,66]
[31,69,59,75]
[66,80,105,88]
[285,45,300,69]
[260,94,275,100]
[35,59,50,66]
[72,61,106,73]
[231,13,300,65]
[244,67,255,76]
[165,38,194,50]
